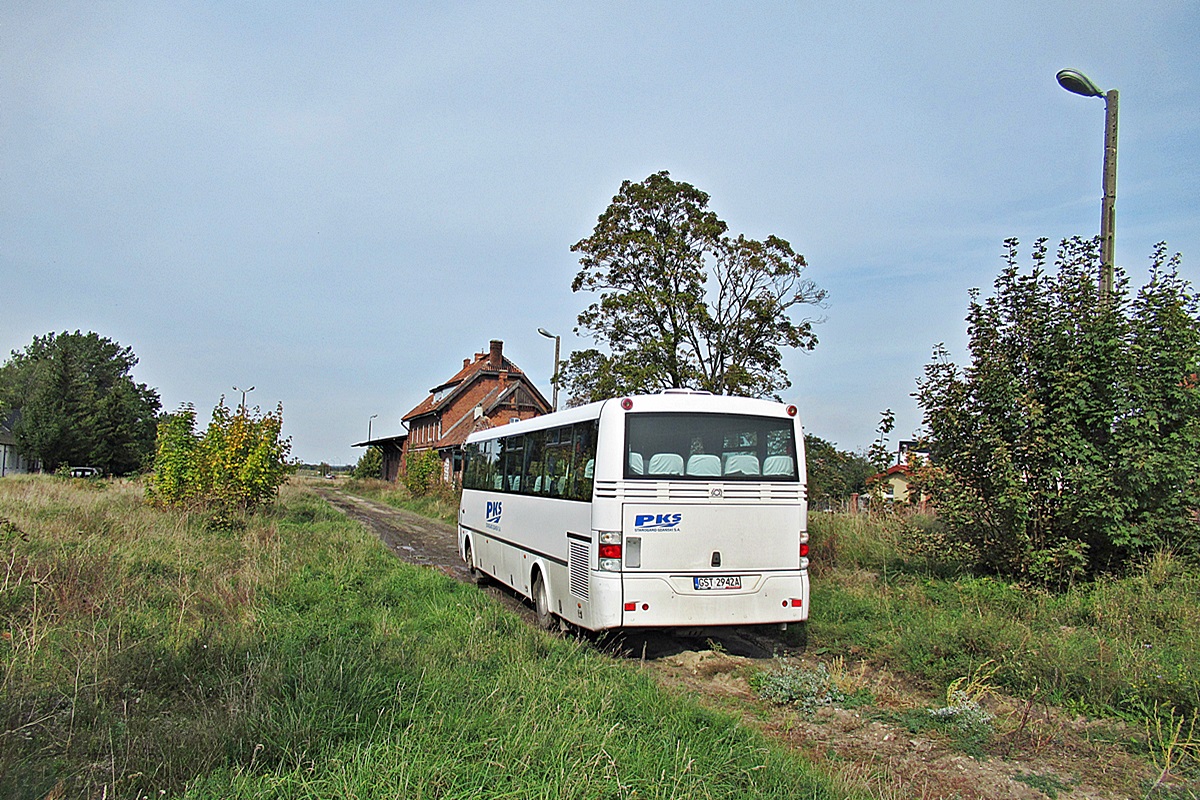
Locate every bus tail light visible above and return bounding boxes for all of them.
[599,531,622,571]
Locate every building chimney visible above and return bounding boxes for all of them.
[463,358,470,368]
[489,340,503,369]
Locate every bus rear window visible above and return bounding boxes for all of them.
[624,413,798,480]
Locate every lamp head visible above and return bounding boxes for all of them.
[538,327,556,339]
[1057,69,1104,98]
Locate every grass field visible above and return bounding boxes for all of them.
[0,476,850,799]
[7,473,1198,797]
[807,511,1200,725]
[336,479,1200,730]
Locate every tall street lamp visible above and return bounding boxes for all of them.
[368,414,378,441]
[1057,68,1118,304]
[233,385,255,415]
[537,327,561,412]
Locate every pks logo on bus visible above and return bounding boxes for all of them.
[634,513,682,532]
[485,501,503,531]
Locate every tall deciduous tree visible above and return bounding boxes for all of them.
[0,331,160,474]
[915,238,1200,582]
[563,171,825,403]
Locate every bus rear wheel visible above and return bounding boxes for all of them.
[532,572,555,630]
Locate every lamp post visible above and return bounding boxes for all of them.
[233,385,255,415]
[368,414,378,441]
[537,327,561,412]
[1057,68,1118,304]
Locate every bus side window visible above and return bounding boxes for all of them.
[524,429,545,496]
[544,445,569,497]
[485,440,499,488]
[462,443,477,489]
[567,420,598,500]
[501,435,524,494]
[465,440,499,491]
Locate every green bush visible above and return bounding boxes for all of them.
[352,445,383,479]
[147,400,293,514]
[916,239,1200,580]
[752,661,846,715]
[401,448,441,497]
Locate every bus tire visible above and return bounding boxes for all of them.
[464,540,487,586]
[532,572,555,630]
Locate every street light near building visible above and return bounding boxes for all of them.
[1056,68,1118,304]
[368,414,378,441]
[537,327,561,412]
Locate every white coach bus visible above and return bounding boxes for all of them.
[457,391,810,633]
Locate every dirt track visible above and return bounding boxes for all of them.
[314,483,1171,800]
[316,487,469,578]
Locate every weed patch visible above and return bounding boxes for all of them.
[1013,771,1074,798]
[753,660,846,715]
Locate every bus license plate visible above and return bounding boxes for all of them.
[694,576,742,591]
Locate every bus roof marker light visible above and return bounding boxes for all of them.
[786,405,798,417]
[621,397,633,411]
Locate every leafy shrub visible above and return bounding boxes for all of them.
[916,239,1200,580]
[352,445,382,479]
[147,399,293,513]
[402,449,441,497]
[752,661,846,715]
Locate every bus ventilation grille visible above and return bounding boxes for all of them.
[594,481,802,502]
[569,539,590,599]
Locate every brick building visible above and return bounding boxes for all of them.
[399,340,551,484]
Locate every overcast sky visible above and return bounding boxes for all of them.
[4,2,1198,465]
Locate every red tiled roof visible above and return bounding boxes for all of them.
[402,348,530,422]
[400,343,552,458]
[867,463,912,484]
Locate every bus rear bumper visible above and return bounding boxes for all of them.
[619,572,809,628]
